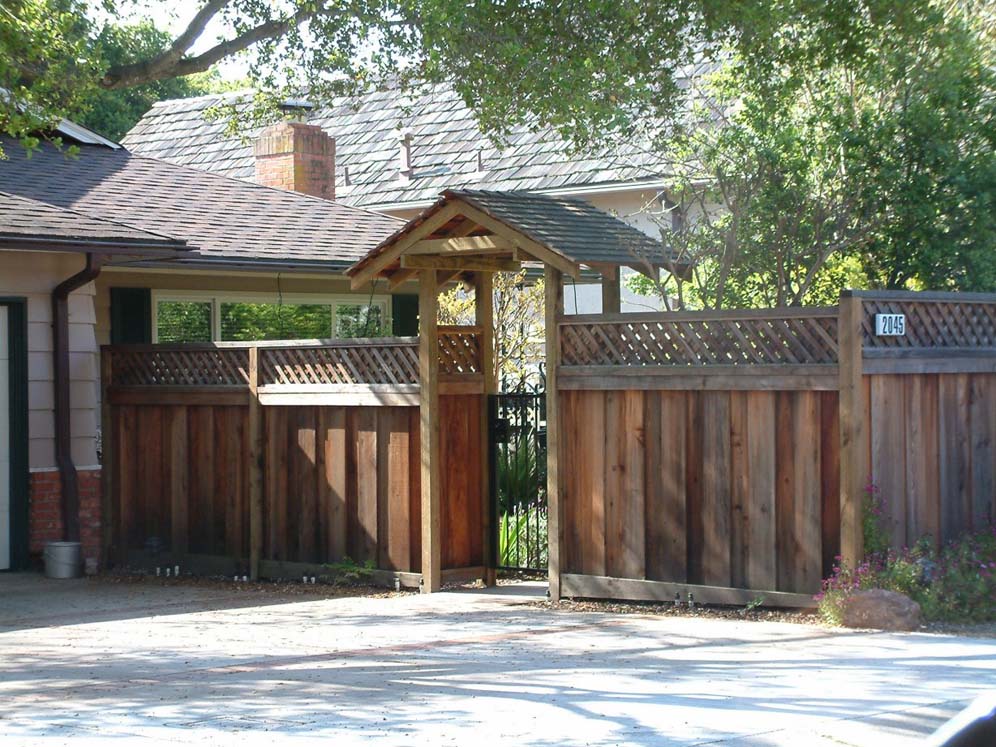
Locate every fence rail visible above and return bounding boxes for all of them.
[560,309,839,367]
[105,328,484,392]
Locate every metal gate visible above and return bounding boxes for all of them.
[489,383,548,573]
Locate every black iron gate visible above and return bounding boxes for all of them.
[488,383,548,573]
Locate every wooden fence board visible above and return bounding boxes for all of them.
[904,375,939,545]
[317,408,344,561]
[819,391,840,578]
[189,406,216,555]
[969,375,995,530]
[701,392,732,587]
[870,376,907,548]
[746,392,777,590]
[354,408,379,564]
[685,392,704,584]
[264,406,288,560]
[774,392,796,591]
[729,391,749,589]
[657,391,688,582]
[793,391,822,593]
[578,391,607,576]
[939,375,971,542]
[166,406,189,554]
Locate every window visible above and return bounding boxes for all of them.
[156,300,212,343]
[153,292,390,343]
[220,302,332,341]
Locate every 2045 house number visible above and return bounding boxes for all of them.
[875,313,906,336]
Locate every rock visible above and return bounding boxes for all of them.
[842,589,922,631]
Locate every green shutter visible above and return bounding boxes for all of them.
[110,288,152,344]
[1,299,29,569]
[391,294,419,336]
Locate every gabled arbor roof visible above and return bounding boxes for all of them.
[347,189,679,289]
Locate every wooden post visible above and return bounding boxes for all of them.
[601,267,621,314]
[99,348,115,567]
[475,272,497,586]
[838,293,866,567]
[419,270,442,593]
[248,346,264,580]
[545,267,564,600]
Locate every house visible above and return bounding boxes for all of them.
[0,119,403,571]
[124,85,680,312]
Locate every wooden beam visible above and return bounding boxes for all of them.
[350,202,462,289]
[387,268,418,290]
[248,347,263,581]
[560,573,817,609]
[475,272,497,586]
[600,266,621,314]
[401,255,521,273]
[447,201,582,279]
[437,269,463,289]
[545,266,564,600]
[407,235,514,255]
[419,269,442,593]
[838,294,867,567]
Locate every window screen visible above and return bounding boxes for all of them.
[219,302,332,341]
[335,304,384,338]
[156,301,212,343]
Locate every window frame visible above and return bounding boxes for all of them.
[150,290,392,343]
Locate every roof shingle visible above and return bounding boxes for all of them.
[0,190,187,250]
[123,85,671,210]
[0,138,402,270]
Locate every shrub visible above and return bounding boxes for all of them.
[817,528,996,625]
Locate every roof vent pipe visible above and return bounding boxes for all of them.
[398,130,413,181]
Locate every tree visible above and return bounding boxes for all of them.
[628,0,995,308]
[438,272,545,387]
[1,0,925,150]
[78,21,222,141]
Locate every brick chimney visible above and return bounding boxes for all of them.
[254,122,335,200]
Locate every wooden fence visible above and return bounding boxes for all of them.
[101,331,486,586]
[552,291,996,607]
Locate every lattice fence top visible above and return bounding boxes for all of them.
[110,347,249,386]
[861,298,996,349]
[260,341,419,386]
[559,310,840,367]
[438,327,483,375]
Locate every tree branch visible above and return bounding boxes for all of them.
[99,1,317,89]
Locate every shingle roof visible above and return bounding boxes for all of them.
[450,190,669,266]
[348,190,675,280]
[123,84,672,210]
[0,137,402,270]
[0,190,187,251]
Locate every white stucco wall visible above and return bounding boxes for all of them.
[0,250,99,470]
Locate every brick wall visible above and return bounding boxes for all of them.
[29,468,102,572]
[254,122,336,200]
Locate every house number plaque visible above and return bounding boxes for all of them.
[874,313,906,336]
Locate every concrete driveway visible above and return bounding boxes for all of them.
[0,573,992,746]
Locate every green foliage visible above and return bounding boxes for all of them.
[78,21,220,141]
[817,528,996,625]
[862,483,891,558]
[318,556,376,586]
[156,300,212,343]
[2,1,944,153]
[496,445,541,516]
[438,270,544,385]
[497,503,548,570]
[628,0,995,308]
